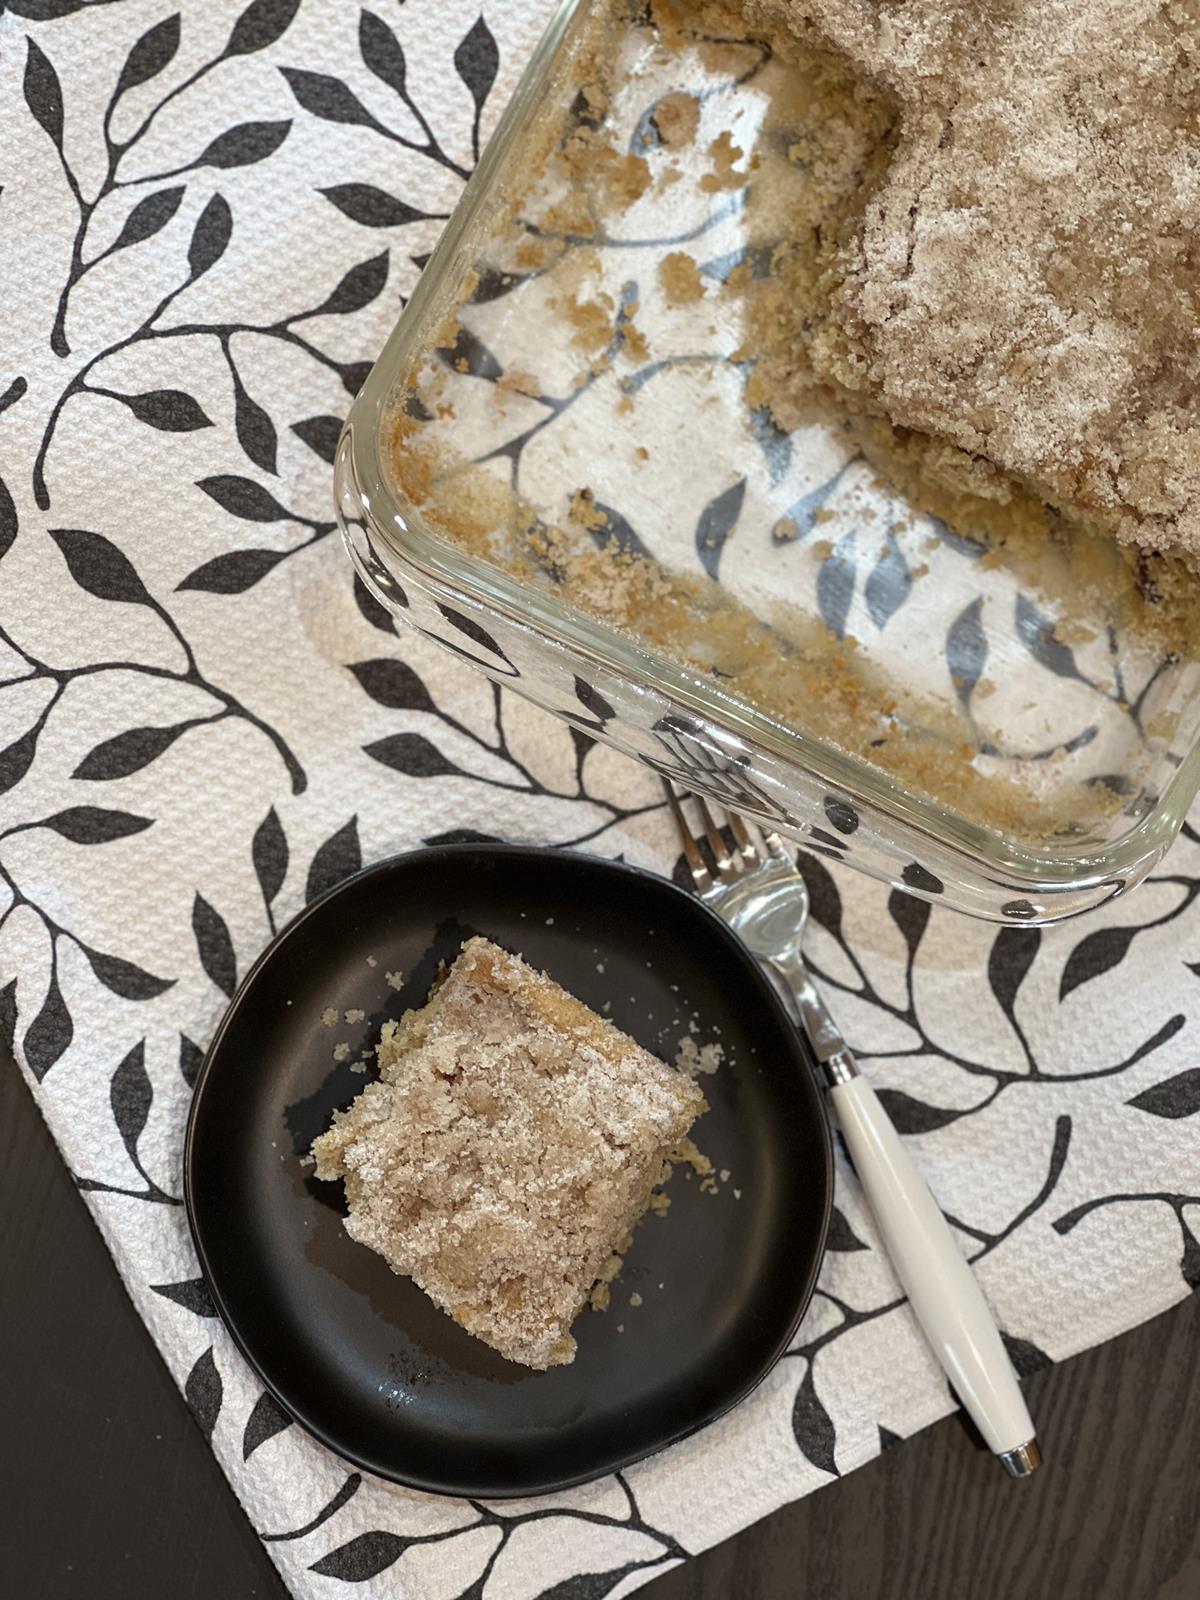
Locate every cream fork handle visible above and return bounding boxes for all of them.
[829,1066,1040,1475]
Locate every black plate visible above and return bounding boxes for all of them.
[185,845,832,1497]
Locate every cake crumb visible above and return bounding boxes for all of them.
[366,955,378,968]
[569,487,609,532]
[700,129,746,192]
[675,1036,724,1077]
[659,250,705,306]
[333,1042,351,1062]
[630,1291,643,1307]
[311,937,704,1369]
[321,1007,338,1028]
[653,90,700,149]
[385,970,405,990]
[344,1008,365,1024]
[496,367,542,399]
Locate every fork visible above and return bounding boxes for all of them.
[663,781,1041,1478]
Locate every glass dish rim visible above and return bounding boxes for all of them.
[344,0,1200,898]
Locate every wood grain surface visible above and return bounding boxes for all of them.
[3,1054,1197,1600]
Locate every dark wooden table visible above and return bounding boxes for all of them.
[3,1053,1198,1600]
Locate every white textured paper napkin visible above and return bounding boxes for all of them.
[3,2,1199,1596]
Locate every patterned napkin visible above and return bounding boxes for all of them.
[3,2,1199,1597]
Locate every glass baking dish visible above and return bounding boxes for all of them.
[335,0,1200,923]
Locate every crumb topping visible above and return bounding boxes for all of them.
[312,937,705,1368]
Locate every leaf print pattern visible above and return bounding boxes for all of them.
[3,5,1199,1599]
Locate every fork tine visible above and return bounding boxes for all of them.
[761,825,790,863]
[661,779,713,892]
[694,796,739,884]
[726,809,760,867]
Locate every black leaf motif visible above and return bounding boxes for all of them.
[435,323,503,381]
[695,478,746,580]
[795,849,842,937]
[1000,1332,1051,1378]
[110,1040,151,1158]
[50,526,152,606]
[310,251,390,317]
[72,723,190,781]
[188,194,233,281]
[108,185,186,256]
[466,265,534,303]
[83,944,174,1000]
[1,473,17,560]
[823,798,859,835]
[826,1205,868,1252]
[792,1361,839,1476]
[185,1347,223,1441]
[243,1391,292,1460]
[1,725,41,798]
[115,14,180,100]
[749,406,792,486]
[348,658,434,712]
[1059,925,1138,1001]
[0,980,17,1055]
[341,359,373,397]
[365,733,459,778]
[152,1278,216,1318]
[179,1033,204,1088]
[352,572,395,633]
[816,529,857,641]
[231,376,278,475]
[292,414,343,465]
[252,807,288,909]
[438,604,507,659]
[320,183,437,230]
[454,16,500,125]
[177,549,287,594]
[574,676,615,721]
[534,1570,653,1600]
[988,926,1041,1023]
[226,0,301,57]
[360,10,407,98]
[887,886,930,962]
[1015,593,1083,681]
[306,817,362,903]
[195,118,291,170]
[901,862,945,896]
[310,1531,405,1582]
[113,389,213,432]
[193,894,237,998]
[281,67,381,129]
[197,473,293,522]
[864,529,911,630]
[24,969,72,1081]
[875,1088,964,1134]
[24,39,64,151]
[946,596,988,710]
[1127,1069,1200,1120]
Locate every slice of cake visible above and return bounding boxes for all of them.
[311,936,706,1369]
